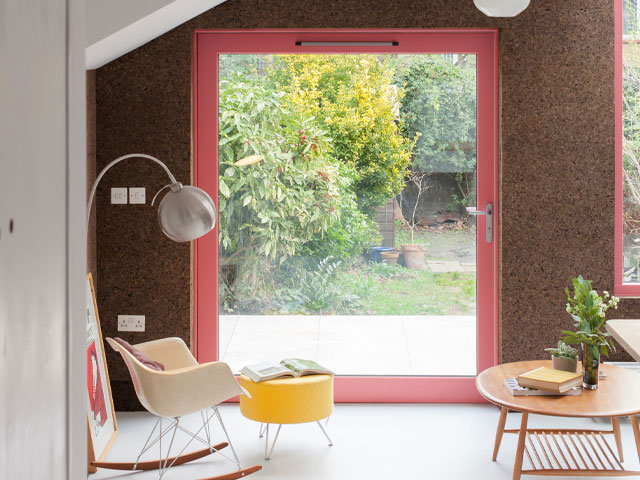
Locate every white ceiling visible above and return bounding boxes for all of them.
[85,0,228,69]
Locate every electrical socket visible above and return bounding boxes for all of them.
[111,188,128,204]
[117,315,145,332]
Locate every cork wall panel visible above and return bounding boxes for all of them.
[96,0,636,407]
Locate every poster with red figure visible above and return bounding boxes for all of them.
[85,274,117,465]
[87,341,107,428]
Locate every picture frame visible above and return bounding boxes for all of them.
[85,273,117,471]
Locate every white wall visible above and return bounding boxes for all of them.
[0,0,86,478]
[86,0,174,45]
[85,0,227,69]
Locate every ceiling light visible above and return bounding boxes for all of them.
[474,0,530,17]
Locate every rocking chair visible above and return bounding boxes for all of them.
[93,337,261,480]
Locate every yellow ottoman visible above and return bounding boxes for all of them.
[238,374,334,459]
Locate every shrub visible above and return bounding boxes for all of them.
[296,166,380,261]
[397,56,477,206]
[218,76,343,262]
[268,54,414,215]
[276,257,362,314]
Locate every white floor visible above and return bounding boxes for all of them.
[219,315,476,376]
[90,404,640,480]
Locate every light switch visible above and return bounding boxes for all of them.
[111,188,127,204]
[129,187,146,204]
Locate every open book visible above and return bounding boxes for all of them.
[240,358,332,383]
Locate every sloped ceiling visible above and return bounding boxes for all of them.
[86,0,228,69]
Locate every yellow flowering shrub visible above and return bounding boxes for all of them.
[269,55,414,215]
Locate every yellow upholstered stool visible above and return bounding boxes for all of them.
[238,374,334,459]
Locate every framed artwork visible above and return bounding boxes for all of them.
[85,273,117,468]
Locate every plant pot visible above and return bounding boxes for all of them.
[551,355,578,373]
[380,250,399,265]
[401,245,425,269]
[371,246,393,263]
[582,343,600,390]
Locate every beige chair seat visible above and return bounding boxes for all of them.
[108,337,244,418]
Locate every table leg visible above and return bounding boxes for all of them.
[631,415,640,463]
[612,417,624,462]
[513,412,528,480]
[493,407,508,461]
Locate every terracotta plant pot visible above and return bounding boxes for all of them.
[551,355,578,373]
[380,250,400,265]
[401,244,425,269]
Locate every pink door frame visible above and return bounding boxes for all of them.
[193,29,499,402]
[614,0,630,296]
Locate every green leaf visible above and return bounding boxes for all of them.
[224,167,235,177]
[219,180,231,198]
[242,195,252,207]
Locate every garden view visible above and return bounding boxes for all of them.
[623,18,640,282]
[216,53,478,375]
[218,54,477,317]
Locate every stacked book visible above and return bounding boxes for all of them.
[505,367,583,396]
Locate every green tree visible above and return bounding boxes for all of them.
[218,76,343,262]
[268,54,414,215]
[621,1,640,256]
[397,56,477,206]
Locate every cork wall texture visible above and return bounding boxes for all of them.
[95,0,632,408]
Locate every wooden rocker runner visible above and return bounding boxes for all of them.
[100,337,262,480]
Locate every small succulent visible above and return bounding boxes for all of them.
[545,340,578,359]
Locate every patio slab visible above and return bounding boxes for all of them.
[426,260,476,273]
[220,314,476,376]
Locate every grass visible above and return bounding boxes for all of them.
[334,262,476,316]
[225,226,477,316]
[359,269,476,315]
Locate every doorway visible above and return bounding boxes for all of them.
[193,30,498,402]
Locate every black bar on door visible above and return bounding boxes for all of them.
[295,41,399,46]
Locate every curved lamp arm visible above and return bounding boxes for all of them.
[87,153,177,224]
[87,153,216,242]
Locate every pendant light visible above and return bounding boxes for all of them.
[474,0,530,17]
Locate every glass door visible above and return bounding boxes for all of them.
[194,30,498,402]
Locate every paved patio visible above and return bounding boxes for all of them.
[426,260,476,273]
[219,315,476,376]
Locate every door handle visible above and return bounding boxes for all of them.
[466,203,493,244]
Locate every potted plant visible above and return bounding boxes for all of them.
[401,169,432,269]
[561,275,619,390]
[544,341,578,373]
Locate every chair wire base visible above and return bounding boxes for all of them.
[259,419,334,460]
[134,407,241,479]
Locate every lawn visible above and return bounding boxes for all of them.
[334,262,475,316]
[360,269,475,315]
[223,226,477,316]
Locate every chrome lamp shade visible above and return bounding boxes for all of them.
[157,184,216,242]
[474,0,530,17]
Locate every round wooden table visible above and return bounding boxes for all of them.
[476,361,640,479]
